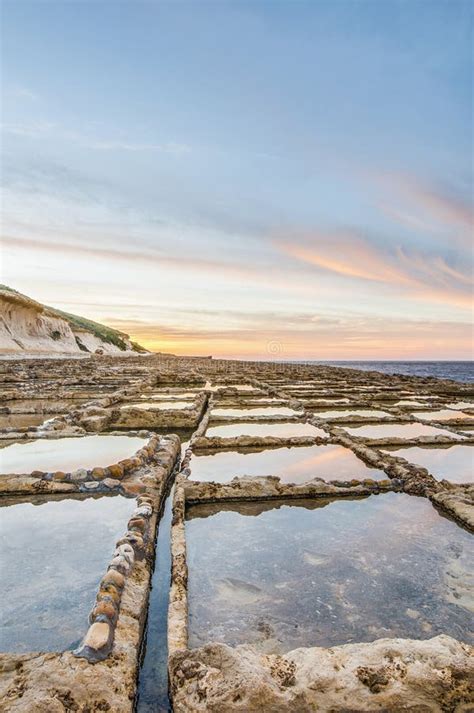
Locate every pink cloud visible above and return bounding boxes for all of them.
[275,231,473,310]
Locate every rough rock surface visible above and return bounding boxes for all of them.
[431,485,474,532]
[170,636,474,712]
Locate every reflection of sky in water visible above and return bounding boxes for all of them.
[342,423,466,440]
[412,410,474,422]
[140,392,198,399]
[312,409,393,419]
[0,495,134,652]
[382,446,474,484]
[205,382,259,392]
[0,435,147,473]
[122,401,191,410]
[211,407,301,418]
[190,444,385,483]
[394,400,434,407]
[186,493,473,652]
[445,402,474,411]
[205,422,326,438]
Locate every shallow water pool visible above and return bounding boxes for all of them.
[210,406,301,418]
[140,392,198,400]
[312,408,393,419]
[190,444,386,483]
[412,409,474,422]
[445,402,474,411]
[122,401,192,411]
[381,445,474,484]
[0,494,134,652]
[205,422,326,439]
[0,435,147,474]
[341,423,466,441]
[186,493,473,652]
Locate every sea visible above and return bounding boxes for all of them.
[302,361,474,384]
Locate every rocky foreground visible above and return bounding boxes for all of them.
[0,354,473,711]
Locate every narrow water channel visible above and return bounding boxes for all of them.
[135,485,174,713]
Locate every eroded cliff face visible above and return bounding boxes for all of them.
[0,287,143,355]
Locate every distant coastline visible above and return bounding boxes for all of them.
[293,361,474,384]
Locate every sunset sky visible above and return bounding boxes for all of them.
[1,0,473,359]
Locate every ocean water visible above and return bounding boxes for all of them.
[306,361,474,383]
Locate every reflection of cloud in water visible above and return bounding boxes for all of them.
[186,493,473,651]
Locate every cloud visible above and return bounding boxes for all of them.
[277,231,412,286]
[376,172,473,244]
[7,86,39,101]
[275,230,473,310]
[1,122,191,154]
[1,233,297,295]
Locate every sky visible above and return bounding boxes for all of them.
[1,0,473,360]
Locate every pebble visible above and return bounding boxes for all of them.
[122,482,145,495]
[133,505,152,518]
[115,543,135,564]
[54,471,69,481]
[71,468,89,482]
[109,555,131,575]
[83,621,110,650]
[82,481,100,490]
[89,599,118,624]
[97,583,121,604]
[103,477,121,489]
[108,463,124,479]
[101,569,126,590]
[127,517,147,533]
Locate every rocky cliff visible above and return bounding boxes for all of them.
[0,285,148,356]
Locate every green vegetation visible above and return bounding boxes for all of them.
[53,309,128,350]
[131,340,148,353]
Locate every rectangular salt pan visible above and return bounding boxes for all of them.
[312,409,393,419]
[0,435,147,474]
[205,422,326,439]
[186,493,473,652]
[381,446,474,484]
[190,444,386,483]
[341,423,466,440]
[0,495,134,652]
[122,401,192,410]
[412,410,474,422]
[210,407,301,418]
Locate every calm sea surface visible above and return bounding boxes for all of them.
[301,361,474,383]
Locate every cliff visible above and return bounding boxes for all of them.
[0,285,148,356]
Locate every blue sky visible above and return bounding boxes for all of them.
[1,0,472,358]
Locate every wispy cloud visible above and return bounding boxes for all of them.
[1,121,191,154]
[275,230,473,310]
[376,172,473,244]
[6,85,39,101]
